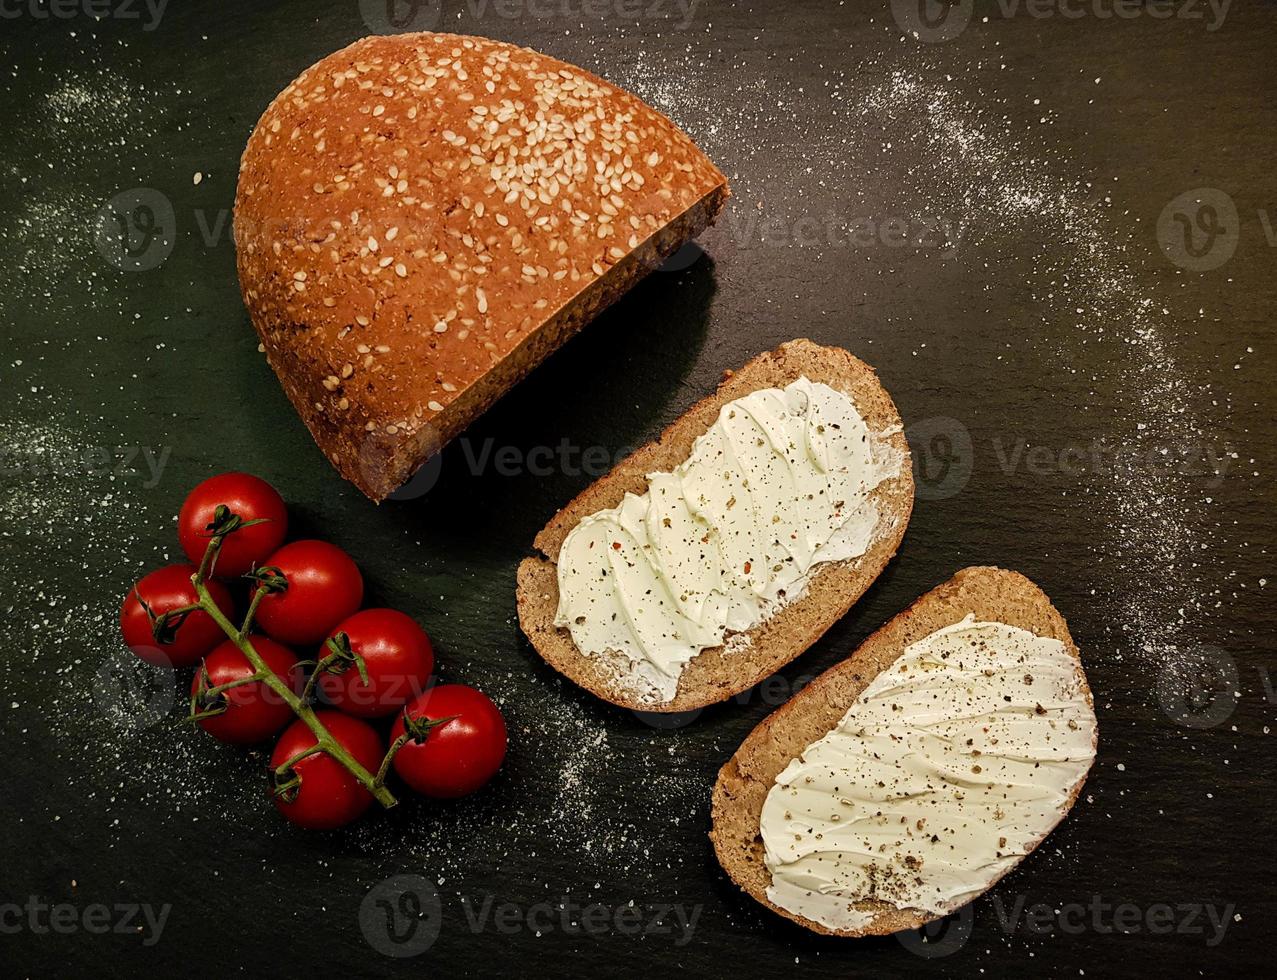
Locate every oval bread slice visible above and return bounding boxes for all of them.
[516,339,914,712]
[709,565,1099,937]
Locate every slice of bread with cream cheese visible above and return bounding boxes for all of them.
[516,339,914,712]
[709,566,1098,937]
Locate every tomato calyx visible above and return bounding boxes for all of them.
[271,745,327,803]
[272,772,302,803]
[187,662,269,724]
[368,709,461,788]
[202,503,273,539]
[326,632,369,680]
[188,662,229,721]
[306,632,371,694]
[400,710,460,744]
[244,564,289,594]
[138,592,204,646]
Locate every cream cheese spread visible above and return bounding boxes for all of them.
[761,616,1097,932]
[552,377,900,704]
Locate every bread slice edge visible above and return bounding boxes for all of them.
[516,338,914,712]
[708,565,1099,938]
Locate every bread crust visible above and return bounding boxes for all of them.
[516,339,914,712]
[234,33,728,501]
[708,565,1099,937]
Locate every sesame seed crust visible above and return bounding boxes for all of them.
[234,33,728,501]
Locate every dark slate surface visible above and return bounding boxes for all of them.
[1,1,1273,976]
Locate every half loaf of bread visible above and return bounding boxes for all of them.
[235,33,728,500]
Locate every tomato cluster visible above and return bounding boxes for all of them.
[120,472,508,829]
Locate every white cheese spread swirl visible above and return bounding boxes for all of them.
[761,616,1097,932]
[552,377,900,704]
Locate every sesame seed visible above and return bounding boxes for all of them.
[427,400,444,412]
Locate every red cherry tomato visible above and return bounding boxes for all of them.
[317,609,434,718]
[178,472,288,578]
[270,711,383,830]
[390,685,507,799]
[255,540,363,646]
[191,637,303,745]
[120,564,234,668]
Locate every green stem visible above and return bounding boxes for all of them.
[189,574,398,810]
[194,534,223,582]
[239,584,269,638]
[374,732,412,788]
[200,673,266,700]
[299,649,341,706]
[275,744,324,774]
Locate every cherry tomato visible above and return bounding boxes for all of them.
[191,637,303,745]
[317,609,434,718]
[120,564,234,668]
[390,685,507,799]
[178,472,288,578]
[255,540,363,646]
[270,711,383,830]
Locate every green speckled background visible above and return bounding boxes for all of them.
[1,1,1273,975]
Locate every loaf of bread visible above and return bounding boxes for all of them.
[710,566,1098,937]
[235,33,728,500]
[517,339,914,712]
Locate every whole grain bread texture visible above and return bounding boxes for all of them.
[235,33,729,501]
[516,339,914,713]
[709,565,1099,937]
